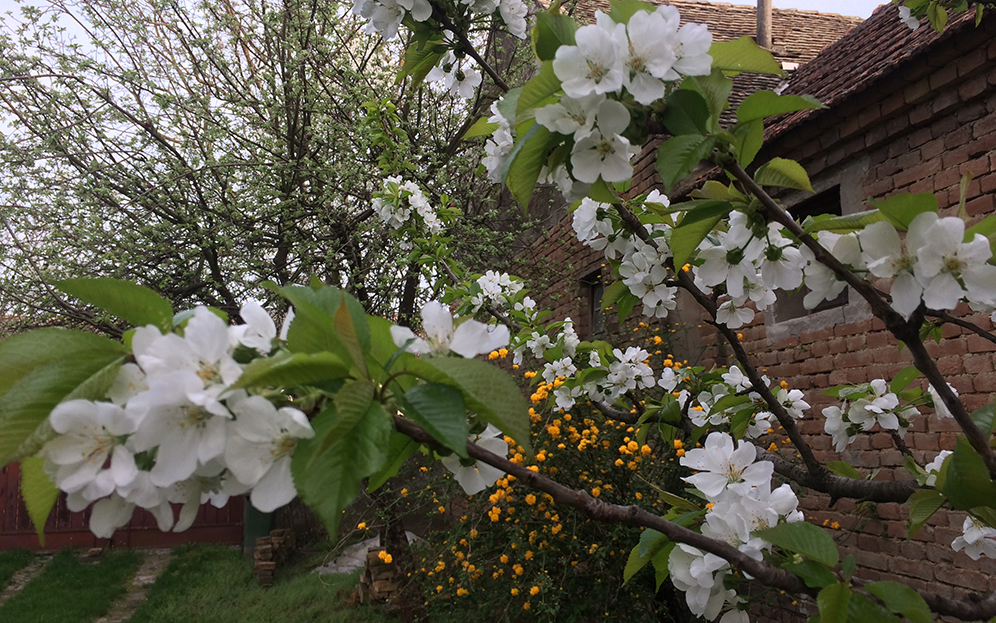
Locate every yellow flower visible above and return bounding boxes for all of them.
[469,529,478,538]
[498,348,508,359]
[488,351,499,360]
[673,439,683,449]
[831,522,840,530]
[524,550,534,560]
[525,494,537,505]
[530,586,540,596]
[357,522,367,530]
[500,554,509,564]
[378,551,393,564]
[436,585,443,593]
[635,492,643,500]
[676,449,685,457]
[510,588,519,596]
[591,487,601,497]
[457,588,469,596]
[523,602,531,611]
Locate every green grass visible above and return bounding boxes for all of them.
[0,549,33,590]
[0,548,140,623]
[128,544,398,623]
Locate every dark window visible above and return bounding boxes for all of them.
[582,271,605,337]
[772,186,848,322]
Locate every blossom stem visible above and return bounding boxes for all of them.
[428,4,510,93]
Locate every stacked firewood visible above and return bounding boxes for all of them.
[353,547,399,603]
[253,528,296,587]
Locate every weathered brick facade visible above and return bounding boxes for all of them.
[515,2,996,614]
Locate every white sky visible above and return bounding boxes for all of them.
[702,0,887,18]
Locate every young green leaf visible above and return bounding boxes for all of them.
[670,202,730,269]
[506,124,558,208]
[531,10,577,61]
[826,461,862,479]
[754,157,814,192]
[401,383,470,458]
[890,366,922,393]
[736,91,823,123]
[367,432,420,492]
[655,134,716,193]
[785,559,837,589]
[231,351,350,390]
[817,582,851,623]
[292,400,391,537]
[906,488,946,538]
[56,278,173,333]
[20,456,58,546]
[407,357,532,454]
[662,90,710,136]
[865,581,933,623]
[940,437,996,510]
[516,62,562,129]
[755,521,839,567]
[0,329,127,466]
[710,37,784,75]
[462,116,499,139]
[869,192,938,229]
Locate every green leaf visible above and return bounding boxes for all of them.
[662,90,710,136]
[907,488,946,538]
[657,490,702,513]
[817,583,851,623]
[826,461,862,479]
[940,436,996,510]
[0,329,128,466]
[407,357,532,454]
[710,394,751,414]
[506,124,558,208]
[313,380,376,460]
[890,366,921,393]
[805,209,889,234]
[462,116,499,139]
[56,278,173,333]
[865,581,932,623]
[736,91,823,123]
[684,71,732,132]
[334,296,371,378]
[231,351,349,390]
[732,120,763,167]
[785,559,837,589]
[608,0,655,24]
[601,280,629,311]
[970,402,996,436]
[656,134,715,193]
[292,400,391,537]
[21,456,58,546]
[399,30,445,86]
[926,2,947,31]
[847,593,902,623]
[670,201,731,268]
[651,542,675,590]
[710,37,784,75]
[265,283,349,359]
[401,383,469,457]
[869,192,937,229]
[624,532,668,584]
[616,290,640,322]
[531,11,577,61]
[755,521,838,567]
[367,431,420,492]
[516,62,562,134]
[754,157,814,192]
[497,87,523,128]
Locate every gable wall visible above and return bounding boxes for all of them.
[514,14,996,617]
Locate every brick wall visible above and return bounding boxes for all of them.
[515,13,996,614]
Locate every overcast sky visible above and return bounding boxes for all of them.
[703,0,888,18]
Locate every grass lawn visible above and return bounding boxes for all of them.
[0,549,33,589]
[0,548,140,623]
[129,544,399,623]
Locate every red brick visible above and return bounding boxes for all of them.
[960,72,990,102]
[968,334,996,353]
[889,556,934,581]
[967,195,995,217]
[904,77,932,105]
[973,372,996,393]
[965,353,993,374]
[957,46,989,77]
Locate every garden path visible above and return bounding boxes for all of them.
[95,548,173,623]
[0,553,51,607]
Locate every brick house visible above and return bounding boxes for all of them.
[514,1,996,614]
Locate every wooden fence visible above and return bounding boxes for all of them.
[0,463,244,551]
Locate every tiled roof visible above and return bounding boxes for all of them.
[571,0,863,64]
[768,3,978,139]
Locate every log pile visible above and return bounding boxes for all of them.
[253,528,296,587]
[354,547,400,603]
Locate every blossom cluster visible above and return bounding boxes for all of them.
[484,7,712,192]
[372,176,443,234]
[573,194,678,320]
[819,378,955,451]
[352,0,528,44]
[39,304,313,538]
[671,432,803,622]
[426,50,483,99]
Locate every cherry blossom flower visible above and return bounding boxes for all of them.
[499,0,528,38]
[823,404,855,451]
[225,394,314,512]
[570,100,636,183]
[680,432,773,500]
[391,301,510,358]
[535,94,603,137]
[898,5,920,29]
[230,300,277,354]
[441,425,508,495]
[925,450,951,487]
[553,19,626,98]
[952,516,996,560]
